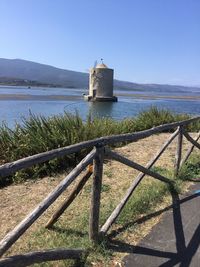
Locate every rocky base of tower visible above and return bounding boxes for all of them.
[84,95,118,102]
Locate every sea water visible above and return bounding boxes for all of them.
[0,86,199,128]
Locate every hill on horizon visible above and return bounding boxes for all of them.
[0,58,199,92]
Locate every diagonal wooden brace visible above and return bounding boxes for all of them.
[100,130,178,234]
[182,129,200,150]
[45,166,93,228]
[180,131,200,167]
[105,148,173,184]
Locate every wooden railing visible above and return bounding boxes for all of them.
[0,116,199,266]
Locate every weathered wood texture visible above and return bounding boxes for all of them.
[0,117,199,177]
[101,129,179,234]
[0,139,99,178]
[180,132,200,167]
[174,126,183,176]
[105,148,172,184]
[0,148,96,257]
[182,129,200,150]
[45,168,93,228]
[89,147,104,242]
[0,248,84,267]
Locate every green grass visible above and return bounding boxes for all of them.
[0,106,199,187]
[178,153,200,181]
[116,167,174,225]
[116,158,199,232]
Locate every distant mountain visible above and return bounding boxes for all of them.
[0,58,199,92]
[0,76,59,87]
[0,58,87,88]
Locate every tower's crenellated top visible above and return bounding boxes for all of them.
[95,63,108,69]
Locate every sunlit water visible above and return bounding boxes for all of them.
[0,86,199,128]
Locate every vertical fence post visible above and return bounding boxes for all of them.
[89,146,104,243]
[174,126,183,176]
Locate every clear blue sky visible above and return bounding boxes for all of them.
[0,0,200,86]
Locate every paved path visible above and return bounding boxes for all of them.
[122,184,200,267]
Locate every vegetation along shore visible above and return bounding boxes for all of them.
[0,106,199,187]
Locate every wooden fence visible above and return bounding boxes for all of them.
[0,116,199,266]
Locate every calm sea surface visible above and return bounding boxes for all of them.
[0,86,199,128]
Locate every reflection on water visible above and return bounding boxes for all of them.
[88,102,115,119]
[64,98,200,121]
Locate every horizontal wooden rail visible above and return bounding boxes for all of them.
[0,248,85,267]
[0,116,199,177]
[0,139,100,178]
[0,148,96,257]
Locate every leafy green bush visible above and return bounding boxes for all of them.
[133,106,190,131]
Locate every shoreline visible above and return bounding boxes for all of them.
[117,92,200,100]
[0,93,199,101]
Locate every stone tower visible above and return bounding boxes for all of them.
[84,62,117,102]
